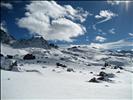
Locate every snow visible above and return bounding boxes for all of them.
[1,44,28,56]
[1,66,132,99]
[1,44,133,100]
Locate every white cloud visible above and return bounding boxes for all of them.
[92,25,97,30]
[25,1,88,23]
[45,18,86,42]
[107,0,130,5]
[95,36,106,42]
[18,1,88,42]
[95,10,117,24]
[0,21,8,32]
[107,1,131,11]
[92,10,117,35]
[1,2,13,9]
[129,33,133,37]
[65,5,90,22]
[92,25,106,35]
[109,28,115,34]
[90,39,133,49]
[107,0,120,5]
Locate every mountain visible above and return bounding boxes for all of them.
[11,36,50,49]
[0,29,15,44]
[0,29,58,49]
[116,50,133,54]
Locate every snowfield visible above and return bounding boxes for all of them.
[1,44,29,56]
[1,44,133,100]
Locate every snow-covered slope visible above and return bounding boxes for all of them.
[1,65,132,99]
[1,44,133,99]
[1,44,28,56]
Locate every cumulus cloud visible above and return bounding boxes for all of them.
[95,36,106,42]
[109,28,116,34]
[45,18,86,41]
[17,1,88,42]
[0,21,8,32]
[129,33,133,37]
[1,2,13,9]
[95,10,117,24]
[90,39,133,49]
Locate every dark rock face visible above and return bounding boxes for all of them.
[104,62,109,67]
[0,29,15,44]
[49,43,58,49]
[7,55,13,59]
[119,67,123,70]
[97,76,112,82]
[0,29,58,49]
[0,54,4,57]
[87,64,91,66]
[108,60,125,66]
[23,54,36,60]
[99,71,107,77]
[67,68,74,72]
[60,58,65,60]
[97,71,115,82]
[90,72,93,74]
[9,61,18,71]
[98,71,115,78]
[113,66,123,70]
[67,46,77,50]
[11,36,50,49]
[89,77,99,83]
[56,63,67,68]
[101,67,105,70]
[0,58,18,71]
[116,71,121,73]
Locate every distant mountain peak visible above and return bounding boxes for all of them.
[0,29,15,44]
[11,36,50,49]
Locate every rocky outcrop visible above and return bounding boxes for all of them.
[11,36,50,49]
[0,29,15,44]
[23,54,36,60]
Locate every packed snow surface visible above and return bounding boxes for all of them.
[1,44,133,100]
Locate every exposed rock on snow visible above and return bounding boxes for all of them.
[116,71,121,73]
[113,65,124,70]
[0,53,4,57]
[97,71,115,82]
[1,43,132,99]
[56,62,67,68]
[66,68,75,72]
[98,71,115,78]
[0,58,22,72]
[97,76,113,82]
[101,67,106,70]
[23,54,36,60]
[6,55,13,59]
[89,77,99,83]
[1,57,16,70]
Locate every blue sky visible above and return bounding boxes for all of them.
[1,1,133,49]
